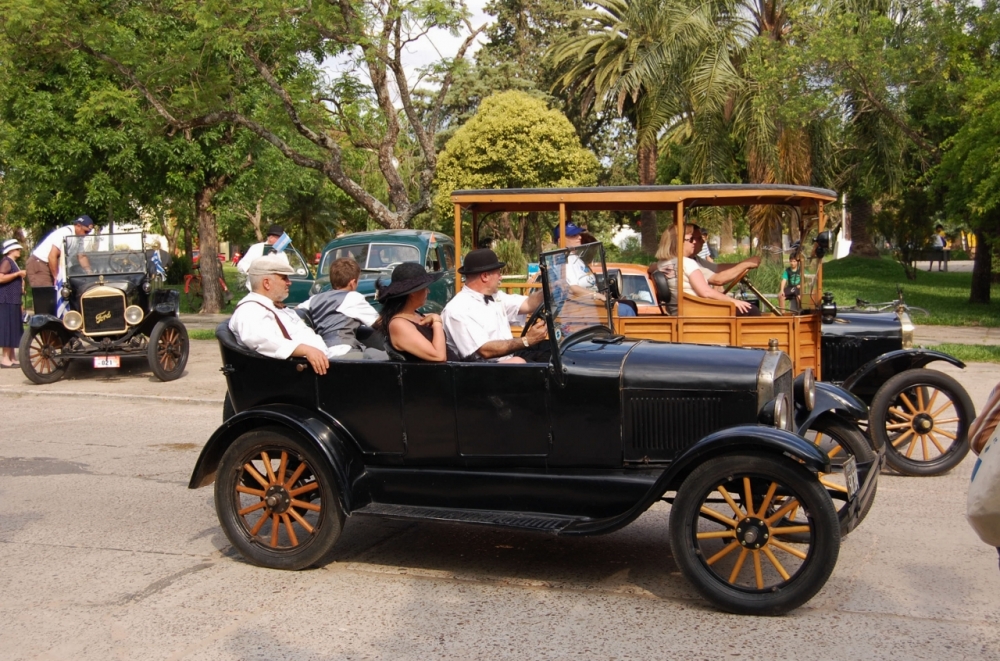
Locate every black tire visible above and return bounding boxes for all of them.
[147,318,189,381]
[215,428,344,570]
[669,453,840,616]
[18,326,67,384]
[801,416,877,538]
[869,369,974,476]
[223,392,236,422]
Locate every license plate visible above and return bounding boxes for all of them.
[94,355,120,369]
[842,455,859,499]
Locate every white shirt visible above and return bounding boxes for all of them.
[229,292,351,359]
[31,226,75,261]
[565,253,596,289]
[298,290,378,326]
[237,241,274,290]
[442,287,526,359]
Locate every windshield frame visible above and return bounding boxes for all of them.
[539,242,614,353]
[63,231,148,277]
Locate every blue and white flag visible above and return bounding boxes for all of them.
[151,250,167,278]
[271,232,292,253]
[55,261,68,319]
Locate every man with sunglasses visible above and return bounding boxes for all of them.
[25,214,96,316]
[229,253,344,375]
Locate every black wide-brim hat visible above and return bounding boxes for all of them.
[458,248,506,276]
[376,262,445,303]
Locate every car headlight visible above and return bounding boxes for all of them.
[899,311,915,349]
[125,305,144,325]
[63,310,83,331]
[795,368,816,411]
[758,393,790,429]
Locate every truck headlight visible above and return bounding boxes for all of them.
[125,305,144,325]
[63,310,83,331]
[795,368,816,411]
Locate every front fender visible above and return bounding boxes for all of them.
[27,314,64,331]
[188,404,368,514]
[563,425,828,536]
[795,382,868,434]
[841,349,966,401]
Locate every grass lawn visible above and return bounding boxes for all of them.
[822,256,999,327]
[919,343,1000,364]
[163,264,248,314]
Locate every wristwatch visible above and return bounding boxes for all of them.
[521,337,529,348]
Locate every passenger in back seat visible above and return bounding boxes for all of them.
[299,258,386,360]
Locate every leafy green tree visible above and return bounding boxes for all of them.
[434,91,599,252]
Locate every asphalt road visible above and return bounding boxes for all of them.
[1,343,999,660]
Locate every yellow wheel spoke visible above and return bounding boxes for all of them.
[288,482,319,497]
[729,548,749,584]
[699,506,738,528]
[290,499,320,512]
[762,546,790,581]
[281,513,299,547]
[934,428,957,440]
[891,428,916,449]
[927,432,947,454]
[770,539,808,559]
[270,514,280,548]
[261,451,277,483]
[243,464,270,489]
[771,525,811,536]
[277,452,288,485]
[921,434,930,460]
[916,386,925,411]
[818,477,849,493]
[925,389,940,414]
[934,417,960,425]
[931,402,954,418]
[249,511,269,536]
[827,444,843,458]
[765,498,800,525]
[283,463,307,489]
[287,507,314,534]
[706,540,740,566]
[812,432,825,446]
[696,530,736,540]
[238,500,267,516]
[885,422,912,430]
[743,477,754,517]
[236,485,265,497]
[899,392,918,415]
[756,482,779,519]
[717,486,744,517]
[906,434,921,458]
[887,407,913,421]
[753,551,764,589]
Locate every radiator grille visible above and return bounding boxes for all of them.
[82,293,126,335]
[822,337,898,383]
[624,391,755,460]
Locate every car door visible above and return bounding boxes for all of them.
[452,363,552,458]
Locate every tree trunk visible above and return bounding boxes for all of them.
[970,227,992,304]
[847,197,880,257]
[638,142,659,254]
[720,216,736,254]
[195,184,226,314]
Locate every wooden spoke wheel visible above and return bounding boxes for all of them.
[147,319,189,382]
[18,326,67,384]
[215,429,344,570]
[800,416,876,538]
[669,454,839,615]
[869,369,974,476]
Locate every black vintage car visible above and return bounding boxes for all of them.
[190,243,880,616]
[19,231,189,383]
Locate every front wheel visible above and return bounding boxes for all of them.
[215,429,344,570]
[669,454,840,616]
[147,318,189,381]
[869,369,975,476]
[802,416,877,537]
[18,326,67,384]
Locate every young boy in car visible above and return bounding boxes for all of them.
[299,258,383,359]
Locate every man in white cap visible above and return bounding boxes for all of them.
[229,253,348,374]
[25,214,96,315]
[237,223,285,290]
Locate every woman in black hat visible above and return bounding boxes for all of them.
[376,263,456,362]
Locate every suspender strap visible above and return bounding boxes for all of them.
[237,300,292,340]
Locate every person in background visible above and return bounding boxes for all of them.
[300,257,383,359]
[697,230,717,262]
[25,215,95,316]
[778,254,803,312]
[229,253,344,374]
[376,262,456,362]
[0,239,27,367]
[237,224,285,289]
[929,224,946,272]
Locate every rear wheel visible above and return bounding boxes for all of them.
[215,429,344,570]
[669,454,840,616]
[18,327,67,384]
[870,369,974,476]
[802,416,876,538]
[147,318,189,381]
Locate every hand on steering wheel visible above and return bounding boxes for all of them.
[722,267,752,294]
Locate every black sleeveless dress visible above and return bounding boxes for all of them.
[387,317,459,362]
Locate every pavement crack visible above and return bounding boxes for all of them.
[118,562,214,605]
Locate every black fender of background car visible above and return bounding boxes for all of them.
[562,424,831,536]
[840,348,966,402]
[26,314,65,333]
[188,403,368,514]
[794,381,869,435]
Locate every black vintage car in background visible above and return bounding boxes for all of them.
[19,231,189,383]
[191,243,880,616]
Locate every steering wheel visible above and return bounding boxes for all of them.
[520,302,545,338]
[109,252,145,273]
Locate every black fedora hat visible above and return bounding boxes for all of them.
[458,248,506,276]
[376,262,444,303]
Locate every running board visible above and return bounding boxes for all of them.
[352,502,581,532]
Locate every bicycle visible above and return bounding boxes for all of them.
[848,285,929,317]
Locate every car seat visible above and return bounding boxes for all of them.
[651,270,672,315]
